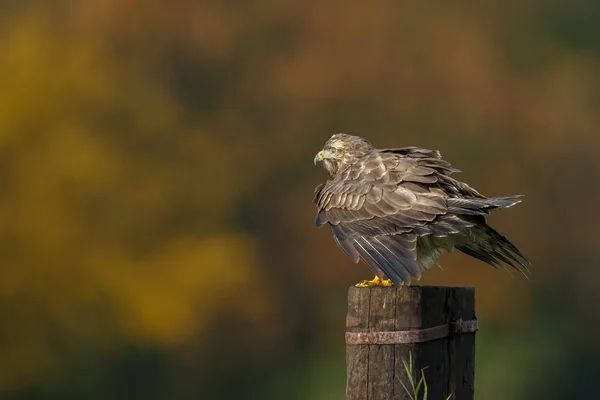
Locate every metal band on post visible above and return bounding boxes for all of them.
[345,318,478,345]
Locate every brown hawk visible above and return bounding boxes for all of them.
[313,133,530,287]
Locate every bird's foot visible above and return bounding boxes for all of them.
[355,276,395,287]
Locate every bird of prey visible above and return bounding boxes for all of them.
[313,133,530,287]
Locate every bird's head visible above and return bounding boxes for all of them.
[314,133,374,176]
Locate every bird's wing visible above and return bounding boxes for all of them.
[314,148,464,284]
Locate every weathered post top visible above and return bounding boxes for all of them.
[346,286,476,400]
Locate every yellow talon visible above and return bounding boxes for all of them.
[355,276,395,287]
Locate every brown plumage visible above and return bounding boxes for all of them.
[313,133,531,286]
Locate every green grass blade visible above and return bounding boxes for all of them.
[399,378,413,399]
[422,368,428,399]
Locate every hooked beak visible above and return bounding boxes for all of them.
[313,149,331,165]
[314,150,324,165]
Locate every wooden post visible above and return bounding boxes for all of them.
[346,286,476,400]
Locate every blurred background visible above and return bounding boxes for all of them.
[1,1,599,399]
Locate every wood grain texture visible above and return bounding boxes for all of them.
[346,286,476,400]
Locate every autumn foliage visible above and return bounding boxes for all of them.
[1,1,599,399]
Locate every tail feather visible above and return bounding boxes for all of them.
[456,223,531,279]
[455,244,503,269]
